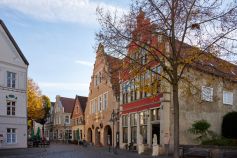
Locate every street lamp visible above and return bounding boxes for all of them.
[64,123,66,144]
[109,109,119,154]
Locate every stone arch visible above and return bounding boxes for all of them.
[104,125,112,146]
[95,127,101,146]
[87,128,93,143]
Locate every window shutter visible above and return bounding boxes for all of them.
[201,86,213,102]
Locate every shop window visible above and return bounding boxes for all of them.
[151,108,160,121]
[130,113,137,143]
[122,115,128,143]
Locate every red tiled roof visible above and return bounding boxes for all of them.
[178,42,237,82]
[60,97,75,113]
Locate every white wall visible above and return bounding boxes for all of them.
[0,24,28,149]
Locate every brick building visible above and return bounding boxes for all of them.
[52,95,74,142]
[71,95,87,141]
[84,44,121,147]
[119,11,237,155]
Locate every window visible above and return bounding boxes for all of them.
[157,35,162,43]
[91,99,97,113]
[140,111,148,125]
[7,72,16,88]
[140,75,144,99]
[7,101,16,116]
[94,99,97,113]
[141,49,147,65]
[130,113,137,143]
[130,80,135,102]
[223,91,233,105]
[90,101,93,114]
[103,93,108,110]
[151,108,160,121]
[140,111,148,144]
[122,82,129,104]
[7,128,16,144]
[76,106,79,114]
[122,115,128,143]
[165,42,170,53]
[144,71,151,97]
[65,116,70,124]
[94,74,97,86]
[99,72,102,83]
[140,126,147,144]
[98,95,102,112]
[94,72,102,86]
[201,86,213,102]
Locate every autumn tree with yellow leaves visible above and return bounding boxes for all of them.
[96,0,237,157]
[27,78,51,129]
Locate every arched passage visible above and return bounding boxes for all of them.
[87,128,92,143]
[95,127,101,146]
[104,125,112,146]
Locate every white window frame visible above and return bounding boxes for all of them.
[201,86,213,102]
[7,101,16,116]
[223,91,233,105]
[65,115,70,124]
[7,71,16,88]
[7,128,16,144]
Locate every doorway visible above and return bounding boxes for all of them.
[87,128,92,143]
[104,125,112,146]
[95,127,101,146]
[152,124,160,144]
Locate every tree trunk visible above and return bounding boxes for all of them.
[173,82,179,158]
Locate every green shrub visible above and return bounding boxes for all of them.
[202,137,237,146]
[222,111,237,139]
[188,119,214,142]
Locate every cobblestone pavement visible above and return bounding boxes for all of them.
[0,143,172,158]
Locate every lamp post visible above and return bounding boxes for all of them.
[64,123,66,144]
[110,109,119,154]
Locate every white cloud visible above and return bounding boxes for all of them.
[39,82,89,91]
[0,0,126,25]
[75,60,93,66]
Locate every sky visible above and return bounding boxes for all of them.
[0,0,129,101]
